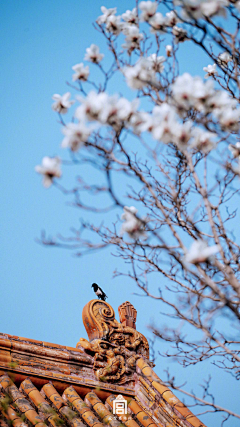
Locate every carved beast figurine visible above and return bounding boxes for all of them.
[77,300,149,383]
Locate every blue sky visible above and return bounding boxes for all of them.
[0,1,239,425]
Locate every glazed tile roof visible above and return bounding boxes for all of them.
[0,373,158,427]
[0,333,134,396]
[0,300,207,427]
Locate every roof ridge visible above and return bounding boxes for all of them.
[136,359,206,427]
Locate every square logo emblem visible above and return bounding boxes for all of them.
[113,395,128,415]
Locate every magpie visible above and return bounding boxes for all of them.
[91,283,108,301]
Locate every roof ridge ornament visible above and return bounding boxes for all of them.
[118,301,137,329]
[77,300,149,384]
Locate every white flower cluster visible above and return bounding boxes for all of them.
[61,123,91,152]
[124,58,159,89]
[65,89,214,153]
[120,206,147,240]
[97,6,142,51]
[75,91,139,131]
[97,5,122,34]
[96,4,185,50]
[54,49,98,113]
[54,89,220,156]
[38,3,240,192]
[174,0,229,20]
[130,102,216,152]
[122,24,143,51]
[51,87,141,153]
[203,54,233,79]
[171,73,240,132]
[139,2,178,32]
[97,6,123,35]
[138,2,188,42]
[123,55,165,90]
[35,157,62,188]
[51,69,237,164]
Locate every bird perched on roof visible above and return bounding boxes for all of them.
[91,283,108,301]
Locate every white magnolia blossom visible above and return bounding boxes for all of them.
[184,239,221,264]
[171,73,240,132]
[105,97,139,128]
[150,104,216,152]
[139,1,158,21]
[120,206,147,240]
[191,128,216,153]
[172,26,187,43]
[201,0,229,17]
[72,63,90,81]
[171,73,214,110]
[215,108,240,132]
[76,91,108,122]
[229,142,240,158]
[218,51,232,65]
[179,1,203,20]
[52,92,74,114]
[105,14,123,34]
[148,54,165,72]
[84,44,104,63]
[76,91,139,130]
[175,0,229,19]
[122,24,143,50]
[151,103,178,144]
[122,8,138,24]
[130,111,153,134]
[172,121,193,150]
[97,6,117,24]
[35,157,61,188]
[128,96,217,153]
[98,96,139,129]
[124,58,157,89]
[61,122,91,151]
[166,10,178,26]
[149,12,166,33]
[205,89,236,112]
[166,45,173,57]
[203,63,217,78]
[129,101,217,153]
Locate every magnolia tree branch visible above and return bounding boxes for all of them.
[163,370,240,420]
[35,0,240,423]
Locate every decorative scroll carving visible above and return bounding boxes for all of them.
[77,300,149,384]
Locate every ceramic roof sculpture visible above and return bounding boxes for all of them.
[0,300,206,427]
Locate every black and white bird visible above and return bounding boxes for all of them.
[91,283,108,301]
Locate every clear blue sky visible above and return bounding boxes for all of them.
[0,1,238,425]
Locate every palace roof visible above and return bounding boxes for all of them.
[0,300,206,427]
